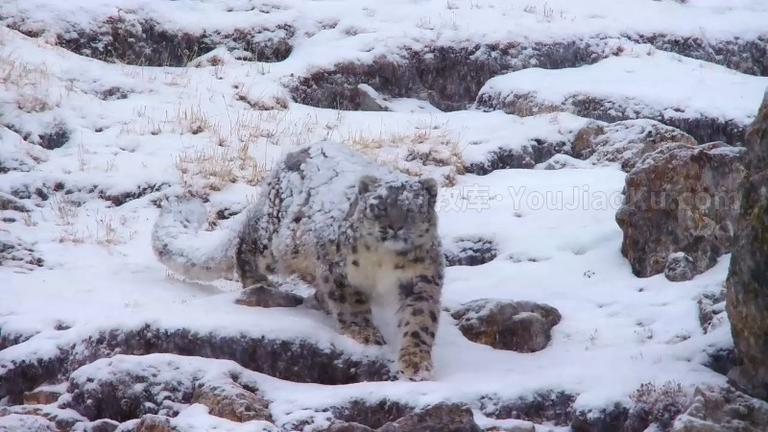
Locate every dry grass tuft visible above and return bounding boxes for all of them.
[344,123,465,186]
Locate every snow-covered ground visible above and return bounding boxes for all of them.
[1,1,766,431]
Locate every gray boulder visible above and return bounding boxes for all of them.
[726,91,768,400]
[616,142,745,278]
[450,299,561,353]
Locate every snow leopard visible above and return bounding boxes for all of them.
[152,141,444,380]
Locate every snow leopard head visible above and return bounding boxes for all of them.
[356,175,439,252]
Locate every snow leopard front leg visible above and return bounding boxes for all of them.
[397,270,443,381]
[318,264,386,346]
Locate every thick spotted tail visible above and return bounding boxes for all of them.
[151,198,240,282]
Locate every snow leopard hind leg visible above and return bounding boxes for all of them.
[235,209,276,290]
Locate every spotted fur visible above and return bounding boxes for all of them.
[154,141,444,380]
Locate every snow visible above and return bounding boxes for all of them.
[0,0,763,429]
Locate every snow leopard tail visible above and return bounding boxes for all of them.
[152,198,240,282]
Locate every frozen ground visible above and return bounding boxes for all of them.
[0,1,766,431]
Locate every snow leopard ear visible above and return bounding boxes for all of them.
[419,178,438,207]
[358,175,380,195]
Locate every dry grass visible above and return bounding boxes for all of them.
[344,123,465,186]
[1,56,62,113]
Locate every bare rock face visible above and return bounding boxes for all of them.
[450,299,561,353]
[671,386,768,432]
[572,119,697,171]
[726,91,768,400]
[615,142,746,279]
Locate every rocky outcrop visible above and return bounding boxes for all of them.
[726,91,768,400]
[450,299,561,352]
[291,40,622,112]
[477,89,748,146]
[0,234,44,270]
[443,237,498,267]
[0,414,58,432]
[4,16,293,66]
[0,325,392,401]
[572,119,697,171]
[615,142,746,279]
[671,386,768,432]
[482,391,576,427]
[329,403,481,432]
[66,354,272,423]
[378,403,481,432]
[627,33,768,76]
[465,138,571,174]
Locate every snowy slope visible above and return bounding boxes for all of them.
[0,1,765,431]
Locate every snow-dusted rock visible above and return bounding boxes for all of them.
[664,252,696,282]
[378,403,481,432]
[234,286,305,308]
[726,91,768,400]
[671,386,768,432]
[443,237,498,267]
[616,142,746,278]
[476,52,768,144]
[572,119,697,171]
[0,414,58,432]
[0,326,392,402]
[450,299,561,353]
[66,354,272,423]
[191,381,272,423]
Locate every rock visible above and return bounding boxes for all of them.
[616,142,746,278]
[0,192,29,212]
[23,386,64,405]
[572,119,697,171]
[475,54,757,145]
[664,252,696,282]
[355,84,390,111]
[464,138,571,174]
[697,290,727,334]
[443,237,498,267]
[450,299,561,353]
[0,325,392,401]
[0,234,44,270]
[325,423,376,432]
[332,399,413,429]
[235,286,305,308]
[0,414,58,432]
[726,91,768,400]
[134,415,175,432]
[379,403,481,432]
[75,419,121,432]
[671,386,768,432]
[292,40,621,112]
[5,15,293,66]
[191,381,272,423]
[570,403,630,432]
[482,391,576,427]
[0,404,85,431]
[66,354,274,422]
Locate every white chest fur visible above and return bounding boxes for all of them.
[346,248,412,349]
